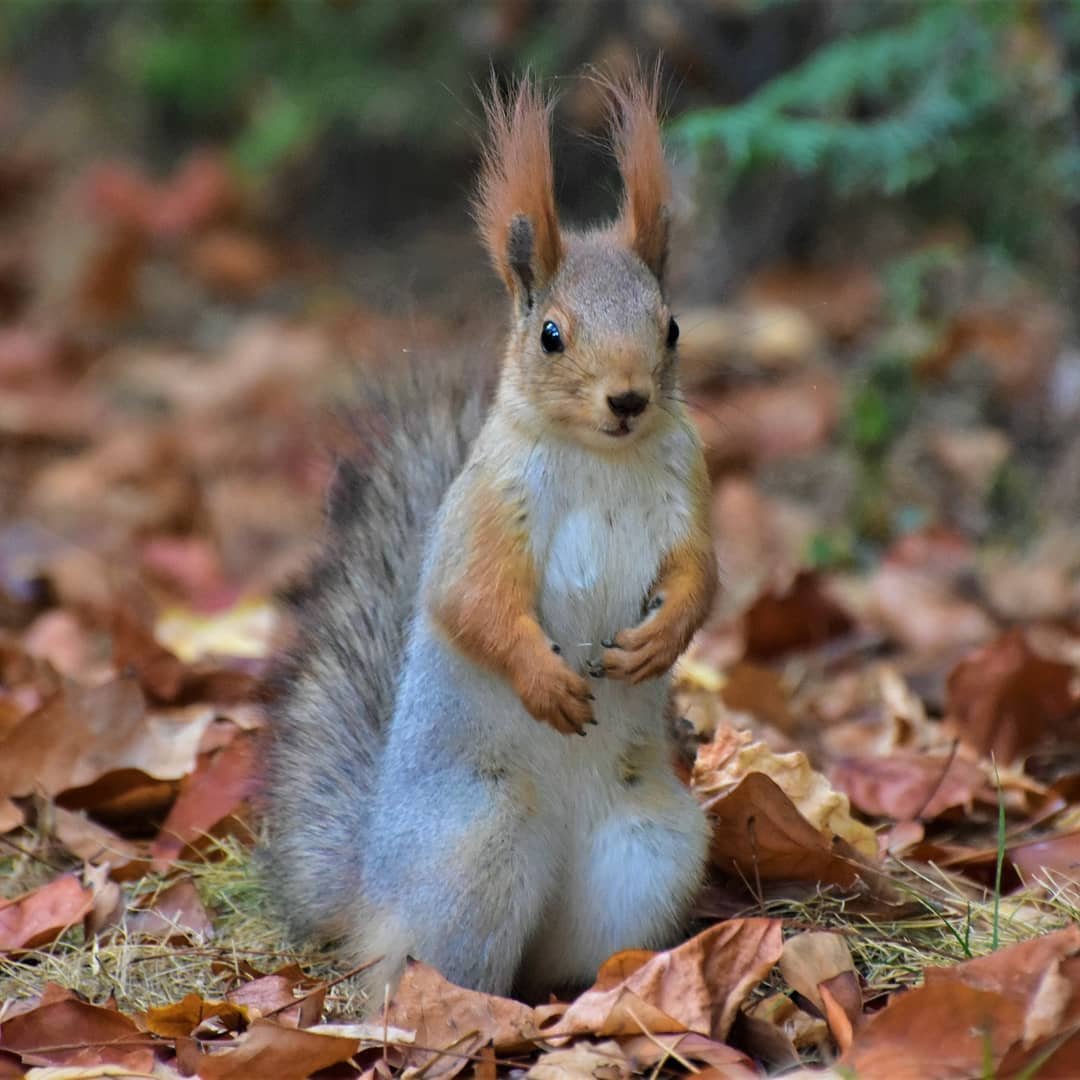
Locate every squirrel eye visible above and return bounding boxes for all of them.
[666,317,680,348]
[540,320,564,354]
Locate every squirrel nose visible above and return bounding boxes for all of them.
[607,391,649,419]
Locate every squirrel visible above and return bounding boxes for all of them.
[262,71,718,1004]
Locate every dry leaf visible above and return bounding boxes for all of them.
[150,729,257,868]
[0,997,153,1071]
[829,751,993,822]
[0,677,215,801]
[125,878,213,943]
[550,919,783,1042]
[0,875,94,953]
[740,571,853,660]
[946,629,1078,763]
[181,1017,358,1080]
[381,960,540,1079]
[694,726,878,859]
[144,993,249,1038]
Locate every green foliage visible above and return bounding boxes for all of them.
[116,0,493,174]
[673,2,1080,263]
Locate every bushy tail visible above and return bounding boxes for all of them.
[261,355,488,944]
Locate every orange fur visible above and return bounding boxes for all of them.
[603,458,717,683]
[604,64,672,279]
[475,77,563,297]
[429,480,594,734]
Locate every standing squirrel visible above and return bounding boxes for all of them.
[263,71,718,1003]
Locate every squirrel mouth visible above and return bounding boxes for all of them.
[602,420,634,438]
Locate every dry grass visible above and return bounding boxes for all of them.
[3,829,1075,1022]
[0,832,370,1017]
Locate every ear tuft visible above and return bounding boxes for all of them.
[603,63,672,281]
[475,76,562,305]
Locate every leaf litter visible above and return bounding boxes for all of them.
[0,60,1079,1080]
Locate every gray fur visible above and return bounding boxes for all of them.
[260,356,489,945]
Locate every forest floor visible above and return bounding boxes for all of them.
[1,93,1080,1079]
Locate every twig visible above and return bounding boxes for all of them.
[0,831,66,873]
[625,1005,699,1074]
[910,737,960,821]
[262,954,384,1018]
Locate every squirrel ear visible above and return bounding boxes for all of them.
[606,65,672,282]
[475,77,563,309]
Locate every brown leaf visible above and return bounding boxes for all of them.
[778,932,858,1020]
[0,874,94,952]
[692,376,841,472]
[829,751,992,822]
[186,228,280,297]
[703,772,864,888]
[144,993,249,1038]
[0,997,154,1072]
[527,1040,631,1079]
[694,726,878,859]
[50,805,145,879]
[720,663,795,733]
[382,960,540,1079]
[842,980,1022,1080]
[150,729,258,869]
[0,675,215,801]
[227,965,324,1028]
[619,1032,758,1076]
[946,629,1078,763]
[1009,829,1080,883]
[741,571,853,661]
[182,1017,358,1080]
[744,263,883,341]
[126,877,213,943]
[551,919,783,1042]
[866,564,996,656]
[842,927,1080,1078]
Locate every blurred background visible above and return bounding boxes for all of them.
[1,0,1079,652]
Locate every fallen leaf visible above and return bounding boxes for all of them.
[946,629,1078,763]
[829,751,992,822]
[150,729,258,868]
[744,263,883,341]
[181,1017,358,1080]
[50,806,144,879]
[1009,830,1080,883]
[126,877,213,943]
[527,1040,630,1079]
[842,926,1080,1079]
[719,663,795,733]
[0,996,153,1071]
[692,376,841,472]
[866,564,996,655]
[144,993,248,1038]
[740,571,854,660]
[0,875,94,953]
[227,965,324,1028]
[550,919,783,1042]
[694,726,878,859]
[0,677,215,801]
[779,932,858,1019]
[702,772,864,887]
[382,960,540,1079]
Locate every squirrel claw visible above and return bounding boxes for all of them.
[585,659,606,679]
[600,637,617,649]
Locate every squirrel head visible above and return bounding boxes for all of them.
[476,69,680,452]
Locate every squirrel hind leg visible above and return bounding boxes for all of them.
[518,768,707,996]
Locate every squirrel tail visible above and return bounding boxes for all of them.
[260,356,487,945]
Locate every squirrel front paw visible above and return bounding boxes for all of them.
[512,644,596,736]
[601,595,684,683]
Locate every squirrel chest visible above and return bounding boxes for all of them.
[522,431,695,665]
